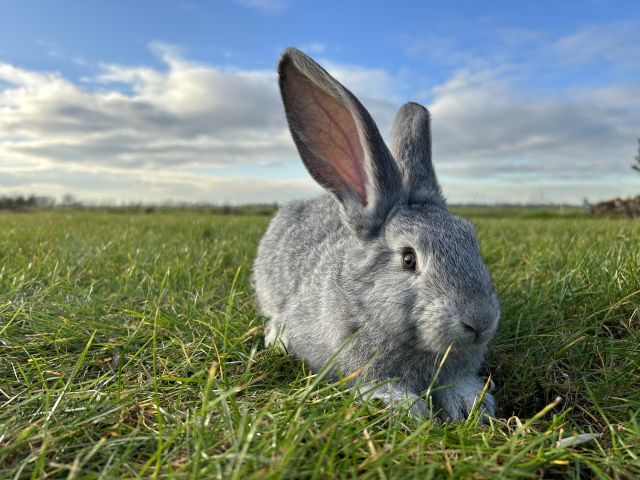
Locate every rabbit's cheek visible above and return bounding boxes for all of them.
[414,319,456,354]
[413,299,457,351]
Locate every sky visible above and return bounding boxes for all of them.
[1,0,639,205]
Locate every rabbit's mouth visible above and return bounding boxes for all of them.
[416,295,500,352]
[411,319,497,355]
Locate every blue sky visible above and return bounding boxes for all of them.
[1,0,639,204]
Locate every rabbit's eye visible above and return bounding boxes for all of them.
[401,248,417,271]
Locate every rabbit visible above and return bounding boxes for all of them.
[253,48,500,422]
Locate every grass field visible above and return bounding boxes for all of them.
[1,209,639,478]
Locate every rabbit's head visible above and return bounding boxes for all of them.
[278,48,500,354]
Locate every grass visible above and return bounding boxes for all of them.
[0,208,639,478]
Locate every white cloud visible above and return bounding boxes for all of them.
[393,20,640,202]
[235,0,292,14]
[322,61,402,103]
[299,42,327,54]
[35,39,63,59]
[0,46,289,171]
[0,38,638,205]
[552,20,640,68]
[0,44,398,203]
[428,68,639,181]
[0,163,320,204]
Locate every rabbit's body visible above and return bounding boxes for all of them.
[253,48,500,421]
[255,194,346,360]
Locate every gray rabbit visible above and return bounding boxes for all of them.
[253,48,500,421]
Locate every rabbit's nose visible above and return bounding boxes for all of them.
[461,320,480,341]
[461,303,498,341]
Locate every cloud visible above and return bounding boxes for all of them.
[299,42,327,54]
[0,43,398,203]
[1,35,638,205]
[0,45,289,171]
[402,34,478,67]
[235,0,292,14]
[0,163,320,204]
[35,39,63,59]
[552,20,640,68]
[399,21,640,200]
[428,68,639,181]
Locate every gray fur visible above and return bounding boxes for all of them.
[391,102,444,206]
[253,48,500,422]
[278,49,405,239]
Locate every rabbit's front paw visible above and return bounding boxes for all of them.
[359,382,427,418]
[435,376,494,423]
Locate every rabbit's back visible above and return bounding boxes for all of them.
[253,194,346,320]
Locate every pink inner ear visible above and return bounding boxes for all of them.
[286,68,368,204]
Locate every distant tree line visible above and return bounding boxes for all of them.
[0,193,277,215]
[0,195,55,211]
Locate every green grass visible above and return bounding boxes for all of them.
[0,209,639,479]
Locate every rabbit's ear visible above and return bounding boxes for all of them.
[278,48,404,238]
[390,103,444,206]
